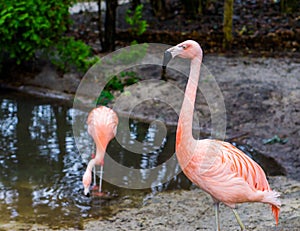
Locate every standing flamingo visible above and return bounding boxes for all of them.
[163,40,281,230]
[82,106,118,196]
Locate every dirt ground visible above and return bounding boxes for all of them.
[84,177,300,231]
[204,56,300,181]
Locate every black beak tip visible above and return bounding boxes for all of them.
[84,192,90,197]
[162,50,172,69]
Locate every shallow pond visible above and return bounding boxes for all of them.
[0,91,284,230]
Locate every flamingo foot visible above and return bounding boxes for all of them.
[90,190,118,199]
[92,191,107,197]
[91,185,99,191]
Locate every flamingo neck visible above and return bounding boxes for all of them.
[177,56,202,144]
[97,145,107,163]
[93,135,108,166]
[86,158,96,172]
[86,143,106,173]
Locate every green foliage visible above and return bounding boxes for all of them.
[97,90,115,106]
[96,71,140,105]
[49,37,99,72]
[0,0,97,72]
[263,135,288,145]
[97,4,148,105]
[125,4,148,44]
[111,43,149,65]
[0,0,70,63]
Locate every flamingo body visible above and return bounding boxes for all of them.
[82,106,118,196]
[163,40,280,230]
[177,138,280,220]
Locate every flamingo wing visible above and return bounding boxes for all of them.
[212,140,280,225]
[184,139,276,206]
[217,140,271,192]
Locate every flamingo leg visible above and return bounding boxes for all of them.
[99,165,104,193]
[91,153,97,190]
[93,166,96,186]
[214,202,220,231]
[232,209,246,231]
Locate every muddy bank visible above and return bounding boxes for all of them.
[2,176,299,231]
[84,176,300,231]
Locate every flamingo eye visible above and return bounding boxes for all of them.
[181,45,187,49]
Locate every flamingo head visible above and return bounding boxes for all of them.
[82,169,92,196]
[163,40,203,68]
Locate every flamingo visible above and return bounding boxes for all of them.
[82,106,118,196]
[162,40,281,230]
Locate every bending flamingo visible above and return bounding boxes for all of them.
[82,106,118,196]
[163,40,281,230]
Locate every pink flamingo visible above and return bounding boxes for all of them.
[82,106,118,196]
[163,40,281,230]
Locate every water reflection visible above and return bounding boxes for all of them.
[0,91,190,229]
[0,91,284,230]
[0,92,87,229]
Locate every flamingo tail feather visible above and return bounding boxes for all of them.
[261,190,281,225]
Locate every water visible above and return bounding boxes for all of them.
[0,91,284,230]
[0,91,191,230]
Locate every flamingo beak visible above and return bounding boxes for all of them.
[162,50,172,70]
[84,187,90,197]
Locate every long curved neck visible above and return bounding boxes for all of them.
[93,135,108,165]
[85,142,106,173]
[177,56,202,144]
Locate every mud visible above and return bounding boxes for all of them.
[84,177,300,231]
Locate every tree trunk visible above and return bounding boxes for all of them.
[280,0,298,13]
[223,0,234,49]
[131,0,141,9]
[103,0,118,52]
[98,0,104,50]
[150,0,167,20]
[181,0,202,17]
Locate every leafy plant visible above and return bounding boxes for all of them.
[110,43,149,65]
[0,0,69,62]
[263,135,288,145]
[125,4,148,44]
[49,37,99,72]
[96,71,140,105]
[0,0,97,72]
